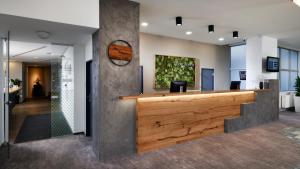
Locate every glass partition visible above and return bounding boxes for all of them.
[50,45,74,137]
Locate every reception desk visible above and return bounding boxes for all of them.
[120,80,279,154]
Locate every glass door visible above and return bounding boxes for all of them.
[1,31,10,158]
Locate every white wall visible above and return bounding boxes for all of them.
[230,45,246,89]
[9,61,22,81]
[85,37,93,61]
[140,33,230,93]
[246,36,278,89]
[262,36,278,79]
[0,0,99,28]
[246,37,262,89]
[74,45,86,133]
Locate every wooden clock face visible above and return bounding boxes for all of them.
[108,40,133,66]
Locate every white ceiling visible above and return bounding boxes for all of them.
[0,14,97,63]
[9,41,68,63]
[133,0,300,49]
[0,14,97,45]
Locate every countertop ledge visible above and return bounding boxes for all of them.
[120,89,271,100]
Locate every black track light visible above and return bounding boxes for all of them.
[233,31,239,39]
[176,16,182,26]
[208,25,214,33]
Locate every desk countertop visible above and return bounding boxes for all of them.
[3,86,22,94]
[120,89,271,100]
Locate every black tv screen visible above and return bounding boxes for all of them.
[266,57,279,72]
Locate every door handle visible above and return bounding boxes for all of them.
[5,101,13,105]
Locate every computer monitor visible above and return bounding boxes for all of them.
[230,81,241,90]
[170,81,187,93]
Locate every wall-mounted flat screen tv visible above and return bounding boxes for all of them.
[266,56,279,72]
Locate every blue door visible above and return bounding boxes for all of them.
[201,68,214,91]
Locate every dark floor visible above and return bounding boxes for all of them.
[2,112,300,169]
[10,99,51,142]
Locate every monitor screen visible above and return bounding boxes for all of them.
[230,81,241,90]
[266,57,279,72]
[170,81,187,93]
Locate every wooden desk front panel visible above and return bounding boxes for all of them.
[136,91,255,153]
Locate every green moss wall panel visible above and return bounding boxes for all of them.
[155,55,196,89]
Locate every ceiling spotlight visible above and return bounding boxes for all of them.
[233,31,239,39]
[186,31,192,35]
[141,22,149,27]
[208,25,214,33]
[292,0,300,7]
[218,37,225,41]
[36,31,51,40]
[176,16,182,26]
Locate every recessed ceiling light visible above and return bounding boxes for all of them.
[186,31,192,35]
[141,22,149,27]
[218,37,225,41]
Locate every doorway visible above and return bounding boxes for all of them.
[7,42,75,144]
[86,60,92,137]
[0,14,94,158]
[201,68,214,91]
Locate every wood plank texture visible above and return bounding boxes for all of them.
[136,91,255,153]
[108,44,132,61]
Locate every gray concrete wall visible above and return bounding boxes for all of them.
[92,0,140,160]
[92,30,100,158]
[225,80,279,132]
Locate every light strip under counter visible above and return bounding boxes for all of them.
[120,89,270,100]
[137,90,256,103]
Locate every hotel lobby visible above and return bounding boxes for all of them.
[1,0,300,169]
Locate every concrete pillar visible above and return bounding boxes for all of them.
[92,0,140,160]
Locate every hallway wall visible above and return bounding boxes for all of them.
[27,66,51,98]
[140,33,230,93]
[9,61,23,82]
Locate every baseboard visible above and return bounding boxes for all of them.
[73,132,85,135]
